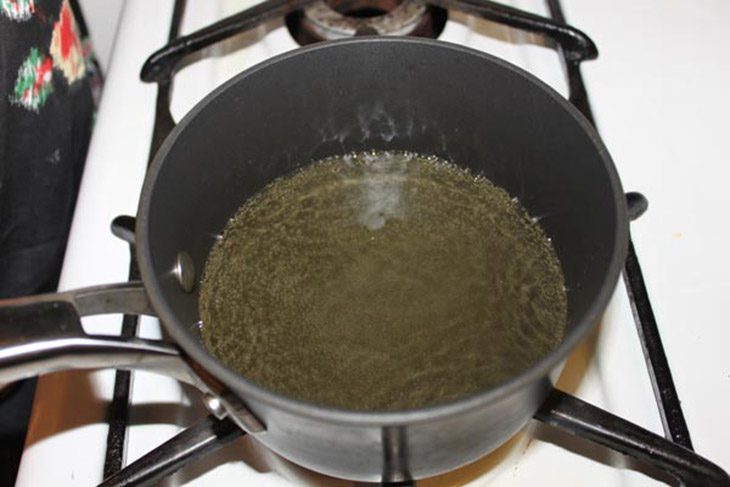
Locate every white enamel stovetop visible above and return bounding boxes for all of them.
[15,0,730,485]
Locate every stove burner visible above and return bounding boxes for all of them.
[286,0,447,45]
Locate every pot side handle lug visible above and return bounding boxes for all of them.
[626,191,649,222]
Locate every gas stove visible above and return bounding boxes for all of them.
[15,0,730,485]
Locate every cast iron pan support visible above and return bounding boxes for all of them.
[97,1,728,485]
[545,0,696,456]
[535,390,729,487]
[98,386,730,487]
[98,415,241,487]
[425,0,597,111]
[139,0,596,106]
[102,0,189,478]
[140,0,320,84]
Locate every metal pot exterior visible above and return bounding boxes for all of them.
[138,38,628,480]
[236,375,554,481]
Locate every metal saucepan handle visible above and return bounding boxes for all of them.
[535,389,730,487]
[0,282,192,386]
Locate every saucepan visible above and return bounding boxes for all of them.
[0,38,726,485]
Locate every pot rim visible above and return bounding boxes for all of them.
[136,36,629,427]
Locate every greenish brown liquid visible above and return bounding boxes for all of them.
[200,151,567,411]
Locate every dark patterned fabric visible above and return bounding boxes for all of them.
[0,0,99,298]
[0,1,100,483]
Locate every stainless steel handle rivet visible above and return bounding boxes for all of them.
[203,394,227,419]
[175,251,196,293]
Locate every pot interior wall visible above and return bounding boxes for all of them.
[145,39,622,367]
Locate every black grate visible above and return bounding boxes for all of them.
[102,0,188,479]
[543,0,694,450]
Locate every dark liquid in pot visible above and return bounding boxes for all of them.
[199,151,567,411]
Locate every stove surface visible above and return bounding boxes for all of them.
[15,0,730,485]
